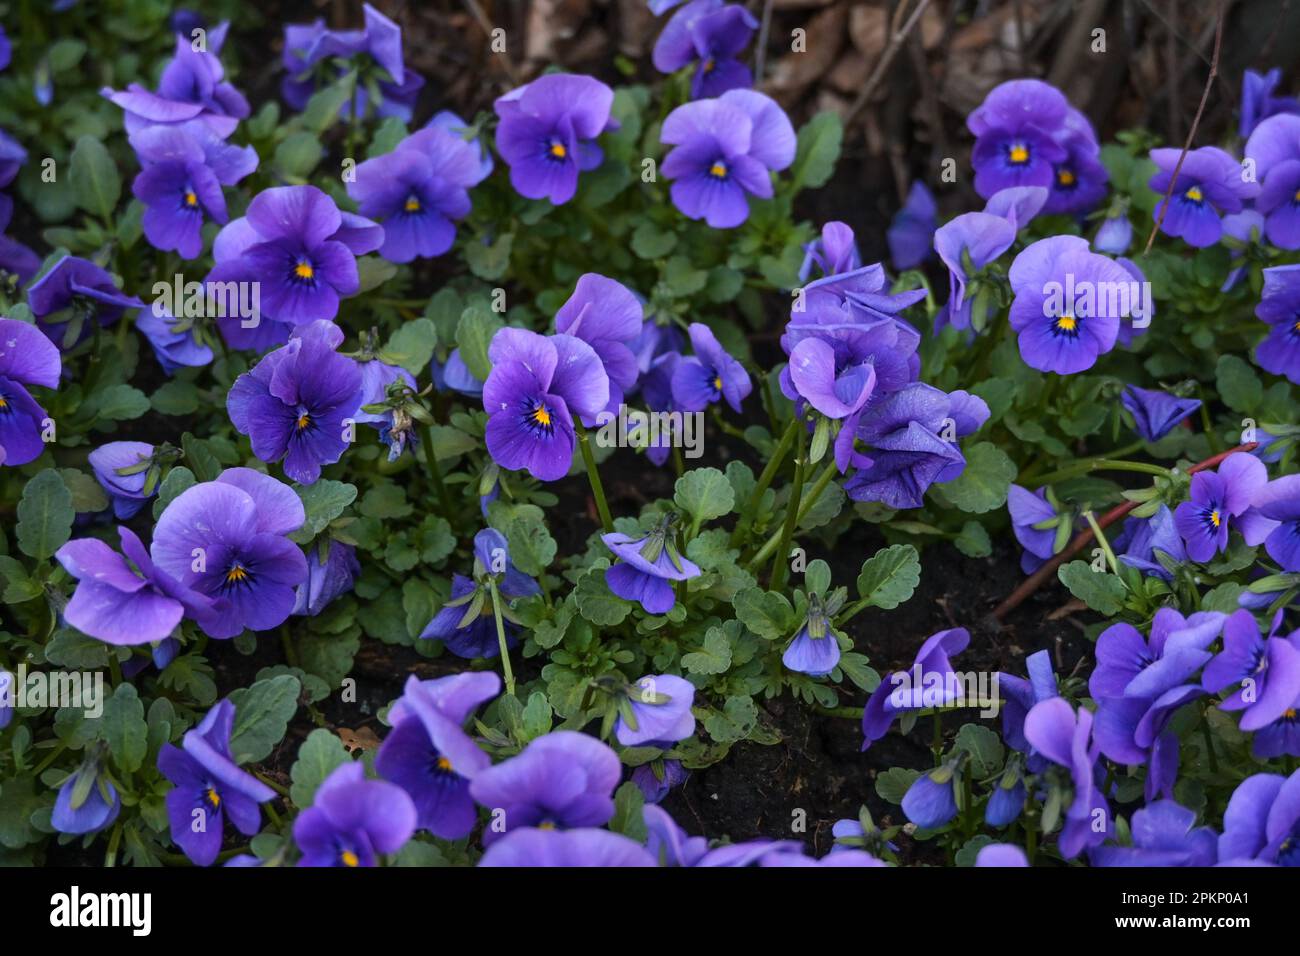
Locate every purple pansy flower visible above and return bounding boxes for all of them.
[1253,700,1300,760]
[88,441,158,519]
[633,759,689,803]
[670,322,751,412]
[1091,800,1218,867]
[1249,474,1300,571]
[1044,124,1108,215]
[1094,212,1133,255]
[347,119,489,263]
[129,122,257,259]
[1217,769,1300,865]
[1023,697,1112,858]
[1121,385,1200,443]
[226,320,363,484]
[479,827,656,867]
[887,182,937,271]
[1242,68,1300,139]
[1253,264,1300,384]
[1008,235,1135,374]
[468,731,621,844]
[419,528,540,659]
[902,762,962,830]
[494,73,616,205]
[292,541,360,617]
[1008,484,1064,574]
[800,221,861,282]
[0,317,60,467]
[482,328,609,481]
[783,592,842,677]
[615,674,696,747]
[56,526,221,645]
[0,670,12,729]
[101,23,249,138]
[998,649,1059,762]
[1202,609,1300,731]
[661,89,795,228]
[555,273,644,412]
[205,185,382,350]
[985,767,1028,827]
[294,760,417,867]
[602,515,702,615]
[861,628,969,750]
[136,303,214,374]
[652,0,758,99]
[51,751,121,837]
[150,468,308,639]
[975,844,1029,867]
[158,699,276,866]
[1244,114,1300,250]
[1147,146,1258,247]
[0,195,40,284]
[375,672,499,839]
[0,128,25,188]
[1173,451,1267,562]
[967,79,1072,198]
[1118,505,1187,581]
[27,256,144,350]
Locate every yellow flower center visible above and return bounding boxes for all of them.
[1008,143,1030,165]
[404,196,420,212]
[703,58,715,73]
[297,413,311,431]
[1294,189,1300,203]
[1285,708,1297,720]
[712,375,722,391]
[532,405,552,427]
[0,397,7,409]
[549,142,567,159]
[538,821,557,830]
[1055,315,1077,333]
[1209,509,1221,527]
[205,788,221,809]
[294,261,314,280]
[184,190,198,207]
[1056,168,1075,187]
[1185,186,1204,203]
[225,565,248,584]
[709,162,727,179]
[437,756,453,772]
[341,850,359,867]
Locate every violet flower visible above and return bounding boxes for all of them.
[150,468,308,639]
[1253,264,1300,385]
[633,759,689,803]
[101,23,249,138]
[652,0,758,99]
[1094,212,1132,255]
[800,221,861,282]
[1120,385,1201,443]
[205,185,383,350]
[886,182,937,271]
[294,761,417,867]
[467,731,621,843]
[1118,505,1187,581]
[479,827,656,867]
[494,73,616,205]
[0,670,12,729]
[661,89,795,228]
[129,122,257,259]
[1091,800,1218,867]
[902,760,962,830]
[1216,769,1300,865]
[52,748,121,836]
[419,528,540,659]
[1023,697,1112,858]
[158,699,276,866]
[1147,146,1258,247]
[1173,451,1267,562]
[27,256,144,350]
[226,320,363,484]
[1007,484,1066,574]
[136,304,214,374]
[975,844,1029,867]
[1008,235,1136,374]
[1202,609,1300,731]
[0,128,24,188]
[783,591,842,677]
[861,628,969,750]
[88,441,162,519]
[615,674,697,747]
[56,526,221,645]
[292,541,360,616]
[482,328,609,481]
[347,119,490,262]
[1243,114,1300,250]
[670,321,751,412]
[1241,68,1300,139]
[967,79,1072,199]
[375,672,499,839]
[0,195,39,284]
[602,515,702,615]
[998,648,1059,762]
[554,273,644,413]
[1250,473,1300,571]
[1252,701,1300,760]
[0,316,60,467]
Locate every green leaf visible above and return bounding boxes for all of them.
[360,482,411,519]
[152,466,195,519]
[789,112,842,192]
[98,683,148,774]
[875,767,922,805]
[681,626,733,675]
[1216,354,1262,413]
[954,521,992,558]
[631,221,677,259]
[17,470,74,560]
[609,781,649,841]
[455,305,503,381]
[1058,560,1127,616]
[228,675,301,764]
[942,442,1016,513]
[273,131,324,179]
[90,384,150,421]
[855,544,921,610]
[181,432,222,482]
[68,135,121,219]
[150,380,201,416]
[702,695,758,743]
[734,587,796,641]
[803,558,832,596]
[487,502,556,577]
[293,480,357,541]
[674,467,735,524]
[954,723,1004,777]
[289,730,352,807]
[0,557,42,605]
[1200,582,1244,613]
[465,233,514,281]
[383,318,439,375]
[58,468,108,514]
[574,566,632,626]
[837,652,879,692]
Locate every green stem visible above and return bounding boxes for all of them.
[108,653,122,688]
[576,423,614,534]
[488,579,515,697]
[32,742,68,776]
[731,418,798,547]
[280,624,299,669]
[815,705,864,719]
[254,771,291,800]
[104,822,123,867]
[1030,457,1170,485]
[748,458,838,569]
[768,422,807,592]
[1200,709,1220,774]
[931,711,944,767]
[418,423,454,516]
[1019,439,1144,484]
[1082,510,1119,574]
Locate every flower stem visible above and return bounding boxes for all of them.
[488,578,515,697]
[748,457,837,570]
[1030,457,1170,485]
[1200,707,1220,774]
[931,711,944,767]
[280,624,299,669]
[417,423,454,516]
[731,418,798,547]
[576,423,614,534]
[254,771,291,800]
[1018,439,1144,484]
[1082,510,1119,574]
[768,422,807,592]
